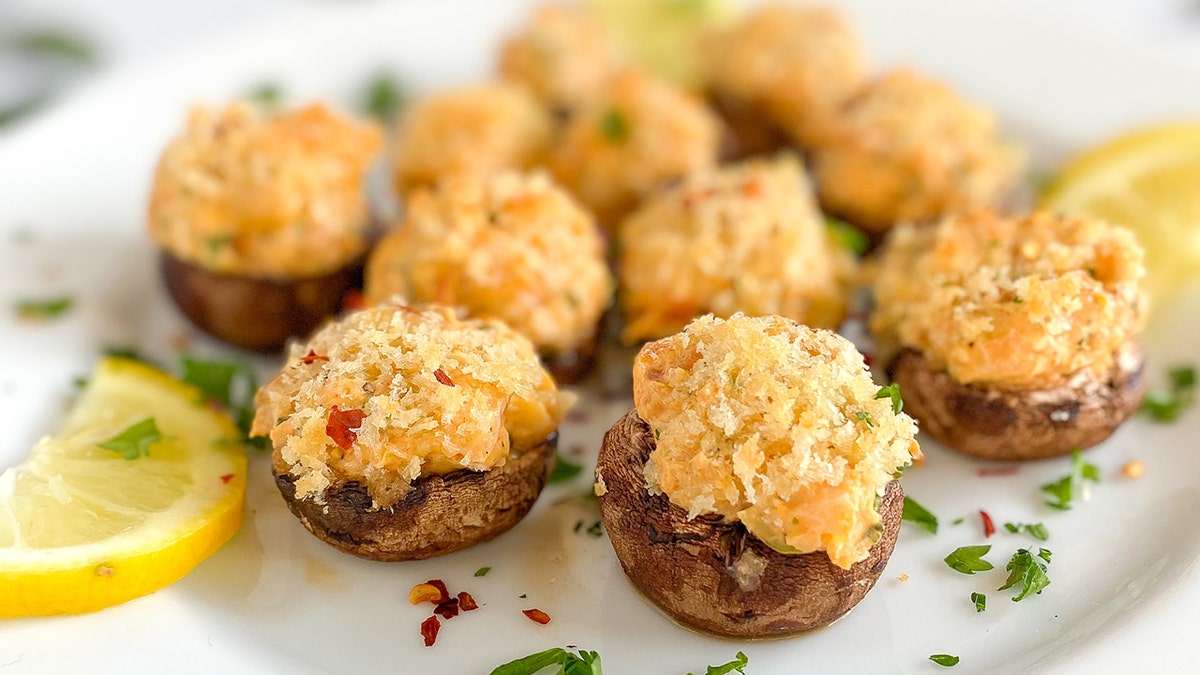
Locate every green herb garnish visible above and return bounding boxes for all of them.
[179,356,261,447]
[363,71,404,121]
[943,545,993,575]
[688,651,748,675]
[10,29,95,64]
[489,647,602,675]
[98,418,162,460]
[246,82,283,108]
[951,517,965,526]
[901,496,938,535]
[1003,522,1049,541]
[475,566,491,577]
[929,654,960,667]
[1141,364,1196,422]
[599,109,629,143]
[15,296,72,321]
[998,547,1051,601]
[1041,450,1099,510]
[824,216,869,256]
[548,453,583,483]
[971,592,986,612]
[855,411,875,427]
[874,383,903,415]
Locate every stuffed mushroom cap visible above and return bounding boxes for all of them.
[629,313,920,569]
[148,101,382,278]
[251,304,571,509]
[617,154,856,343]
[365,170,613,357]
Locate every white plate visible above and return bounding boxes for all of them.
[2,1,1199,673]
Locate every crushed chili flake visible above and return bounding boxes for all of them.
[420,615,440,647]
[300,350,329,365]
[435,598,460,620]
[457,591,478,611]
[862,353,874,368]
[326,406,366,449]
[433,368,455,387]
[977,465,1020,478]
[427,579,451,603]
[341,289,367,311]
[219,473,234,484]
[979,510,996,538]
[522,608,551,625]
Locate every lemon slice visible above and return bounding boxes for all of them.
[0,357,247,617]
[1040,122,1200,303]
[587,0,737,88]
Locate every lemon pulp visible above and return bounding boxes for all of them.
[0,357,247,617]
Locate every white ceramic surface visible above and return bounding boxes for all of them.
[1,1,1198,672]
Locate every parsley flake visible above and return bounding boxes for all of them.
[246,82,284,108]
[943,545,993,575]
[488,647,602,675]
[98,418,162,460]
[874,383,903,415]
[549,453,583,483]
[180,356,262,447]
[998,547,1051,601]
[599,109,629,143]
[1141,364,1196,422]
[475,567,491,577]
[901,496,938,534]
[363,71,404,121]
[15,296,72,321]
[929,654,960,667]
[971,592,986,612]
[855,411,875,427]
[824,216,869,256]
[687,651,749,675]
[1003,522,1049,541]
[1041,450,1100,510]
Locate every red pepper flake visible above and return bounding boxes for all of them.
[522,608,551,625]
[219,473,234,484]
[326,406,366,449]
[976,465,1020,478]
[420,615,440,647]
[434,597,460,620]
[433,368,455,387]
[341,289,367,311]
[426,579,451,604]
[862,352,874,368]
[457,591,478,611]
[979,510,996,538]
[300,350,329,365]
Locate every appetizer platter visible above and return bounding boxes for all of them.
[2,0,1199,673]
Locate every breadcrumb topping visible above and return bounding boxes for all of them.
[498,3,623,110]
[550,68,720,228]
[702,3,865,147]
[148,101,382,277]
[812,69,1021,232]
[871,209,1145,389]
[633,314,920,569]
[251,304,569,508]
[391,82,554,195]
[618,155,855,343]
[364,171,613,354]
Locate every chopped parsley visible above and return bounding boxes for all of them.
[997,548,1051,601]
[1003,522,1049,542]
[929,654,960,667]
[363,71,404,121]
[1141,364,1196,422]
[855,411,875,427]
[599,109,629,143]
[1041,450,1100,510]
[488,647,602,675]
[474,567,491,577]
[901,496,938,534]
[246,82,283,108]
[943,545,993,575]
[98,418,162,460]
[15,296,72,321]
[548,453,583,483]
[688,651,749,675]
[824,216,869,256]
[179,356,264,449]
[874,383,903,415]
[971,592,986,612]
[11,29,95,64]
[951,517,965,526]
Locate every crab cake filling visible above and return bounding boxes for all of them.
[633,314,920,570]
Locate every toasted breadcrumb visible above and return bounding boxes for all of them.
[812,69,1021,232]
[1121,460,1145,479]
[251,304,569,508]
[618,155,855,343]
[550,69,720,228]
[702,3,865,147]
[871,209,1145,389]
[365,171,612,354]
[498,3,623,110]
[633,314,920,569]
[148,101,382,277]
[392,82,553,195]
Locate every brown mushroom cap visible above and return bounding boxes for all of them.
[597,411,902,638]
[273,433,556,561]
[888,345,1146,461]
[162,252,358,352]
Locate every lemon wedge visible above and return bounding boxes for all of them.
[1040,122,1200,304]
[587,0,737,88]
[0,357,247,617]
